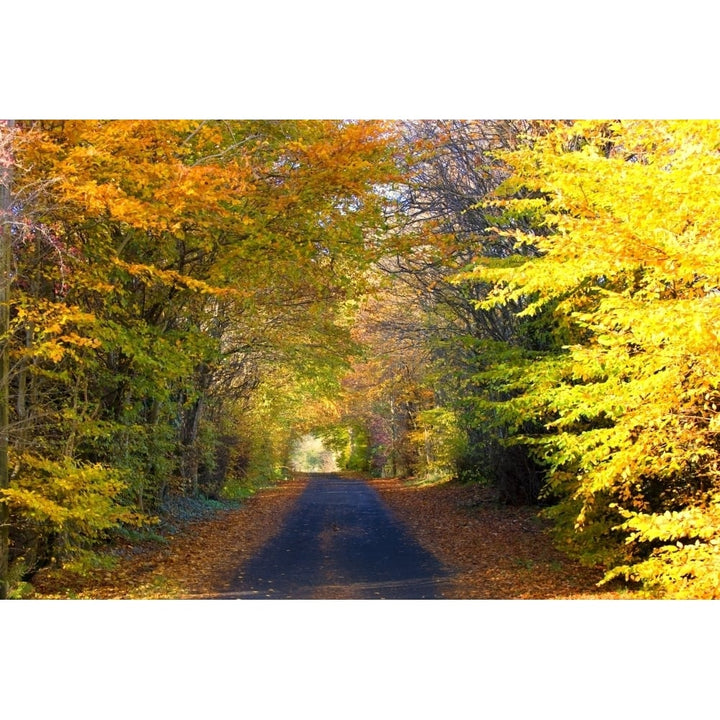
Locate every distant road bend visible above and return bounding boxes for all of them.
[223,473,454,599]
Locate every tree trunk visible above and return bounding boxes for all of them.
[0,120,15,599]
[181,395,205,496]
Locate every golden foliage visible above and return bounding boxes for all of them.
[1,119,400,592]
[466,120,720,596]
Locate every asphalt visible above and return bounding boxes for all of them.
[222,473,454,599]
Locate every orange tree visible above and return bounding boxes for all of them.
[0,120,399,588]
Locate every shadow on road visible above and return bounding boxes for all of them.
[222,473,454,599]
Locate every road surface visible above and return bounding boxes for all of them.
[223,473,453,599]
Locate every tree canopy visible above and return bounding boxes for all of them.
[3,118,720,599]
[0,119,399,596]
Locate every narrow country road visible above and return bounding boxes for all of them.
[222,473,454,599]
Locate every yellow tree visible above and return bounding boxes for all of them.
[463,120,720,596]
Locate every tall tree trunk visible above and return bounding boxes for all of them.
[181,395,204,496]
[0,119,15,599]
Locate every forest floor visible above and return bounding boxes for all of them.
[370,476,629,599]
[30,477,310,599]
[29,473,632,599]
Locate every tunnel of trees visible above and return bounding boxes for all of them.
[2,119,720,599]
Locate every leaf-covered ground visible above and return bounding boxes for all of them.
[30,478,310,599]
[29,474,631,599]
[369,477,631,599]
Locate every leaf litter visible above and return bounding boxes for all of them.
[30,474,632,599]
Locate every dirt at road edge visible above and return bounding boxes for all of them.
[370,476,617,599]
[31,476,311,599]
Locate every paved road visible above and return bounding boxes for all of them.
[223,474,453,599]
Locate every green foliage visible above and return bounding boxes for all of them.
[318,423,370,471]
[2,452,147,574]
[6,557,36,599]
[408,407,465,483]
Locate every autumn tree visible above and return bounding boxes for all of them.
[0,119,399,593]
[463,120,720,596]
[336,279,436,477]
[344,120,546,495]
